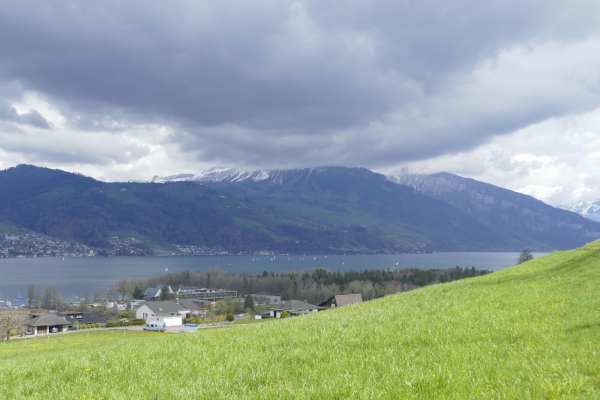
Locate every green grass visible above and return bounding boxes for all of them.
[102,186,138,202]
[42,184,76,198]
[2,241,600,398]
[108,230,152,244]
[233,318,270,325]
[0,222,21,234]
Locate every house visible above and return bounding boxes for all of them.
[249,294,281,305]
[55,311,108,326]
[26,312,72,335]
[133,300,188,326]
[268,300,325,318]
[129,299,145,309]
[318,294,363,309]
[177,287,237,302]
[176,299,205,318]
[143,285,173,301]
[105,301,128,311]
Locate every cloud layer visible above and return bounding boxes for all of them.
[1,1,600,204]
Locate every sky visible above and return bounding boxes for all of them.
[1,1,600,206]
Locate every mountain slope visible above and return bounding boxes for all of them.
[3,240,599,398]
[0,165,451,253]
[390,172,600,250]
[0,165,278,251]
[165,167,527,251]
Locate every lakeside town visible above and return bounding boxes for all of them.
[0,232,233,258]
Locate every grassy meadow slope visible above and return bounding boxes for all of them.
[2,242,599,398]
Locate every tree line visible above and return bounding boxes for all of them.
[113,265,492,305]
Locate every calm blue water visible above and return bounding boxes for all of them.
[0,252,548,301]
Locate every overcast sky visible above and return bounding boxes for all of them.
[1,1,600,205]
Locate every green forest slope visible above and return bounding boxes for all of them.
[2,241,599,398]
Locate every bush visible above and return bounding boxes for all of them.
[226,313,235,322]
[106,319,146,328]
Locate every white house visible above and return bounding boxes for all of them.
[133,300,189,326]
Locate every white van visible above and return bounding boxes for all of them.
[143,321,167,332]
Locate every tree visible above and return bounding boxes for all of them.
[116,278,132,300]
[243,295,255,312]
[226,313,235,322]
[214,300,229,315]
[280,310,289,318]
[132,287,144,300]
[159,285,171,301]
[0,311,26,340]
[517,250,534,265]
[27,282,35,308]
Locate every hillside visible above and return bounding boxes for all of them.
[0,165,474,254]
[1,165,598,253]
[390,172,600,250]
[2,240,599,398]
[177,167,519,251]
[0,165,512,253]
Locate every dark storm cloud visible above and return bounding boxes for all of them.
[1,0,600,169]
[0,103,51,129]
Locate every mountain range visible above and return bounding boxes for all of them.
[1,164,599,254]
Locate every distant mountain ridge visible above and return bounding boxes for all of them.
[151,166,600,251]
[557,200,600,222]
[389,172,600,250]
[2,164,599,254]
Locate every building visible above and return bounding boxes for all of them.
[176,299,206,318]
[268,300,325,318]
[249,294,281,304]
[318,294,363,309]
[26,313,71,335]
[55,311,108,326]
[133,300,189,326]
[144,285,173,301]
[177,287,237,302]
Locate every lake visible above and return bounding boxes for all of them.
[0,252,549,302]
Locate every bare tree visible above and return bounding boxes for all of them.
[0,311,27,340]
[28,282,35,308]
[116,278,132,300]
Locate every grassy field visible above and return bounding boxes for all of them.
[2,241,599,398]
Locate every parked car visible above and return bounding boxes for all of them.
[143,321,167,332]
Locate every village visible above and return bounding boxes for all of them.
[0,231,235,258]
[0,283,363,338]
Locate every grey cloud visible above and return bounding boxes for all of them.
[0,104,51,129]
[1,1,600,171]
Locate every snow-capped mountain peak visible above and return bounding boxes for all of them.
[148,167,273,184]
[557,200,600,222]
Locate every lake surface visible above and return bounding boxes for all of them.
[0,252,549,301]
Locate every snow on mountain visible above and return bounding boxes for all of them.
[557,200,600,222]
[148,167,273,184]
[148,173,197,183]
[146,167,348,186]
